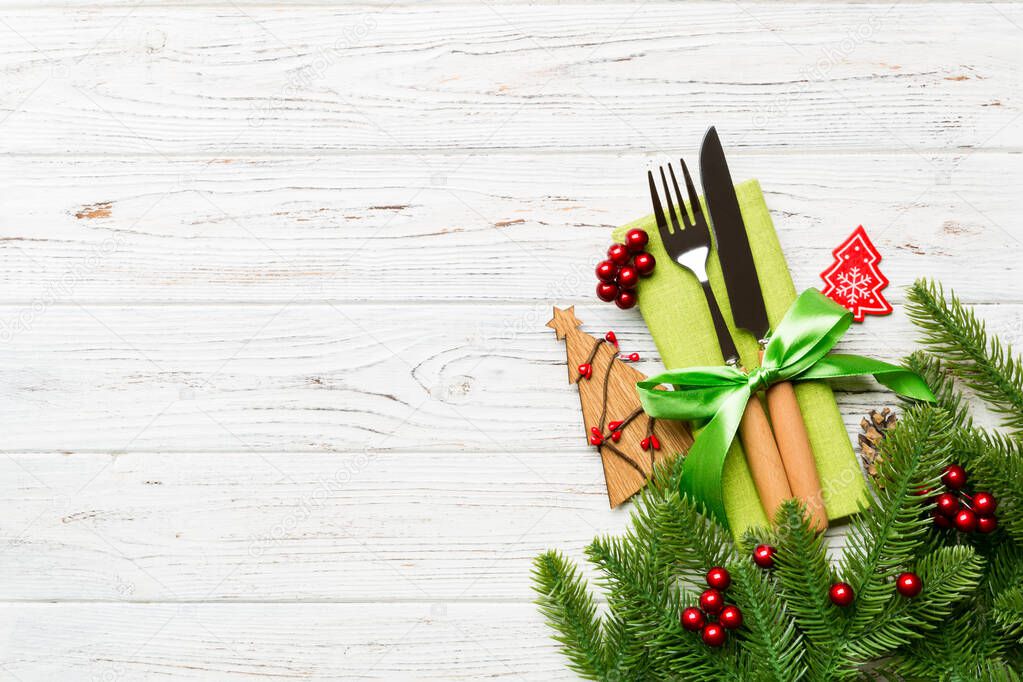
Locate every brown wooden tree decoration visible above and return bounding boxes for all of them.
[548,306,693,507]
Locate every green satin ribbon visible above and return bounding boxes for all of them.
[637,289,935,526]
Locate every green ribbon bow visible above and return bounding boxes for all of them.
[636,288,935,526]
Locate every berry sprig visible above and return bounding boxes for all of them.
[576,330,642,385]
[680,567,742,647]
[576,331,654,458]
[753,543,921,607]
[931,463,999,534]
[595,229,656,309]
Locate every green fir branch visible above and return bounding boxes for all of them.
[903,351,973,429]
[773,500,850,680]
[728,559,806,681]
[994,585,1023,644]
[586,534,735,680]
[906,350,1023,543]
[952,427,1023,544]
[886,607,1017,682]
[841,406,952,640]
[846,545,982,662]
[907,279,1023,435]
[531,551,610,680]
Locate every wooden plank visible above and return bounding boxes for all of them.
[2,301,1014,454]
[0,602,572,680]
[0,5,1018,155]
[0,152,1020,305]
[0,446,851,603]
[0,450,621,602]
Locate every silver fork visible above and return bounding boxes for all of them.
[647,159,793,519]
[647,160,739,365]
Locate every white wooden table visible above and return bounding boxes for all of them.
[0,2,1019,679]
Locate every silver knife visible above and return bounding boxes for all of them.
[700,125,828,530]
[699,126,770,343]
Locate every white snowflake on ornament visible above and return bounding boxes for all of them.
[820,226,892,322]
[835,267,873,305]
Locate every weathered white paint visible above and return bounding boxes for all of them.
[0,5,1018,155]
[0,2,1018,679]
[0,153,1020,305]
[3,301,1017,452]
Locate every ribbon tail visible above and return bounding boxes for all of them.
[798,354,936,402]
[679,387,752,528]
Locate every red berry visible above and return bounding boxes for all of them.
[977,514,998,534]
[699,588,724,615]
[595,260,618,283]
[954,508,977,533]
[615,290,637,310]
[608,420,623,443]
[607,243,630,265]
[596,282,619,302]
[752,544,775,568]
[701,623,727,647]
[829,582,854,607]
[942,464,967,490]
[933,509,953,529]
[633,252,656,276]
[624,229,649,253]
[589,427,603,446]
[706,567,731,591]
[719,605,743,630]
[577,363,592,380]
[604,331,618,347]
[680,607,705,632]
[895,572,922,598]
[973,492,997,515]
[617,266,639,290]
[935,492,959,517]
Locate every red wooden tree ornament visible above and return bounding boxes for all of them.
[820,226,892,322]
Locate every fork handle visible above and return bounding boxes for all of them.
[700,280,739,363]
[738,397,793,522]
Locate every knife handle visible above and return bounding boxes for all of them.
[738,397,793,523]
[766,380,828,531]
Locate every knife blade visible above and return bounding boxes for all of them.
[699,126,771,342]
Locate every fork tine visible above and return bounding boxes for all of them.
[649,169,683,252]
[647,170,669,233]
[679,159,705,229]
[667,163,693,230]
[659,166,682,234]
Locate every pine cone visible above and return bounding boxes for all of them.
[859,408,898,482]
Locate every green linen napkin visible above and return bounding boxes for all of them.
[613,179,868,534]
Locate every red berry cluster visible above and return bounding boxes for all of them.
[595,229,656,310]
[931,464,998,534]
[680,567,742,647]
